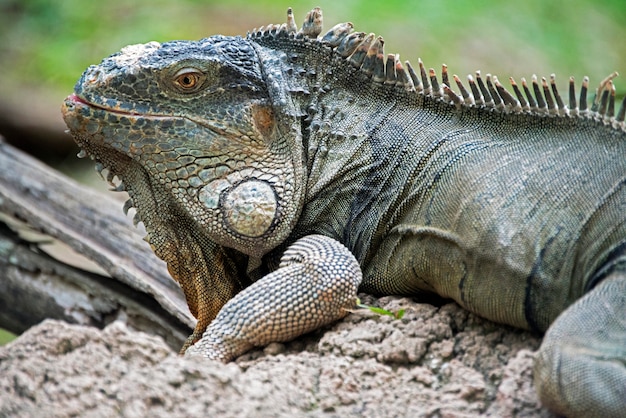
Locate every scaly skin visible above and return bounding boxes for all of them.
[62,8,626,417]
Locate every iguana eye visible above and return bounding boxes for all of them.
[173,68,204,92]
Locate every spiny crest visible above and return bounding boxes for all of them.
[247,8,626,132]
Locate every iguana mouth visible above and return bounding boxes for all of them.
[66,93,169,119]
[66,93,101,109]
[65,93,238,140]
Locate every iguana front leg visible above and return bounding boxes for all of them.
[185,235,362,362]
[534,271,626,417]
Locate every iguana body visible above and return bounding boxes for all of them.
[62,8,626,417]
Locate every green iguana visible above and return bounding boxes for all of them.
[61,8,625,417]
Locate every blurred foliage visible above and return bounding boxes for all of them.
[0,328,16,345]
[1,0,626,96]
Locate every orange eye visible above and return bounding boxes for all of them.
[173,68,203,91]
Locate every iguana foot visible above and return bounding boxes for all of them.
[534,272,626,417]
[184,235,362,362]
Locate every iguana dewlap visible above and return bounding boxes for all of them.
[62,8,625,417]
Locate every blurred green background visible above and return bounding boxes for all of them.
[0,0,625,344]
[3,0,626,91]
[1,0,625,165]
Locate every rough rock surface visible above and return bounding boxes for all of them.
[0,296,553,417]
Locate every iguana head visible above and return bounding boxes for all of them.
[62,33,306,259]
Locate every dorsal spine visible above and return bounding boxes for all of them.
[247,8,626,131]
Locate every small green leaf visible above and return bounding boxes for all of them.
[357,302,405,320]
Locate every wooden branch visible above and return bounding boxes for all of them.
[0,138,194,351]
